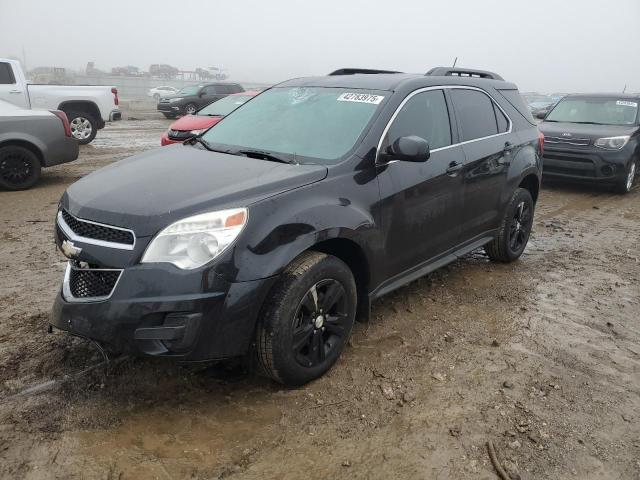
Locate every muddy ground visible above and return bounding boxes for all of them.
[0,119,638,480]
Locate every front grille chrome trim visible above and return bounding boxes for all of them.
[57,210,136,251]
[62,262,123,303]
[544,136,591,146]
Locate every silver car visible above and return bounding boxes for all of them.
[0,99,78,190]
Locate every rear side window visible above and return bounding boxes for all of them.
[386,90,452,150]
[203,85,218,95]
[217,85,235,94]
[0,63,16,84]
[230,84,244,93]
[450,89,499,141]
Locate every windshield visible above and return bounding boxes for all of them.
[201,87,386,164]
[198,94,254,116]
[177,86,201,96]
[546,97,638,126]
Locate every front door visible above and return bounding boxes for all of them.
[0,61,29,108]
[377,88,466,281]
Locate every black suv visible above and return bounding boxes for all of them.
[52,68,542,385]
[537,94,639,193]
[157,82,245,118]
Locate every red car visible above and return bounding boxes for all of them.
[160,91,259,146]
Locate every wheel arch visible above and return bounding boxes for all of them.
[58,100,102,126]
[0,138,45,166]
[518,173,540,203]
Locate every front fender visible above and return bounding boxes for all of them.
[214,183,379,283]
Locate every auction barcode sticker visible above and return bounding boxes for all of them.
[616,100,638,108]
[337,93,384,104]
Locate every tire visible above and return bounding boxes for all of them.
[162,113,177,119]
[184,103,197,115]
[66,111,98,145]
[614,159,637,194]
[0,145,42,190]
[256,251,357,386]
[484,188,534,263]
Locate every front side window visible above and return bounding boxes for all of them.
[546,97,638,126]
[202,87,386,164]
[451,89,500,141]
[385,90,452,150]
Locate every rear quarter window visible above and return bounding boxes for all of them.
[497,89,536,125]
[450,89,499,141]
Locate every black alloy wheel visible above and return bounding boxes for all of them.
[291,279,349,368]
[0,145,42,190]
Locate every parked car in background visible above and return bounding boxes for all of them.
[0,59,121,145]
[149,64,179,79]
[157,83,245,118]
[0,99,78,190]
[147,86,179,101]
[52,67,541,385]
[161,91,258,145]
[538,93,639,193]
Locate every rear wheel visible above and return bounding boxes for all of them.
[184,103,197,115]
[256,251,357,386]
[614,160,637,194]
[0,145,42,190]
[66,111,98,144]
[485,188,534,263]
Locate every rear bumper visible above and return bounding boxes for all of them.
[542,146,631,183]
[110,110,122,122]
[42,136,79,167]
[51,261,277,361]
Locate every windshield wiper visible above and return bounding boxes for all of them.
[188,136,234,154]
[238,149,298,165]
[572,121,604,125]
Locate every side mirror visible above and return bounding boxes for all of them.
[386,135,430,162]
[534,111,546,119]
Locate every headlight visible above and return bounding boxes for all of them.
[189,129,204,136]
[141,208,247,269]
[168,98,182,103]
[594,135,630,150]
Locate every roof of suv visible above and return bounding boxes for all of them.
[277,72,517,92]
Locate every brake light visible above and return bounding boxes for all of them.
[51,110,71,137]
[538,131,544,156]
[111,87,119,106]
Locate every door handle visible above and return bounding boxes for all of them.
[446,161,463,175]
[9,90,22,94]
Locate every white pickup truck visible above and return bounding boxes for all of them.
[0,59,121,144]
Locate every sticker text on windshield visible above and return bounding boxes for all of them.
[337,93,384,105]
[616,100,638,108]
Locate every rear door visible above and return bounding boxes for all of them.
[449,87,514,242]
[199,85,222,107]
[377,88,466,280]
[0,61,29,108]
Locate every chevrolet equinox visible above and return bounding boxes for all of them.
[52,67,542,385]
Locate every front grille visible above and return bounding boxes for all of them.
[168,129,194,140]
[544,136,591,146]
[68,267,121,299]
[544,154,592,164]
[61,210,134,246]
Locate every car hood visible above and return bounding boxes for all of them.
[169,115,222,131]
[62,145,328,237]
[539,121,638,141]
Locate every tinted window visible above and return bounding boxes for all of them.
[386,90,451,150]
[451,89,499,141]
[0,63,15,84]
[203,85,218,95]
[497,89,535,124]
[494,104,509,133]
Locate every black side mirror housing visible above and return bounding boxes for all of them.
[386,135,430,162]
[534,111,546,119]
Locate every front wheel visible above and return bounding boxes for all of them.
[256,251,357,386]
[66,111,98,145]
[0,145,42,190]
[485,188,534,263]
[162,113,177,119]
[614,160,637,194]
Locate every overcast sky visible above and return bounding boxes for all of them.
[1,0,639,93]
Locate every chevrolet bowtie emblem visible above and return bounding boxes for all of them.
[61,239,82,259]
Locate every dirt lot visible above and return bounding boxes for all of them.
[1,119,639,480]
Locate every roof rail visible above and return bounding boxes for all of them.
[329,68,402,76]
[425,67,504,81]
